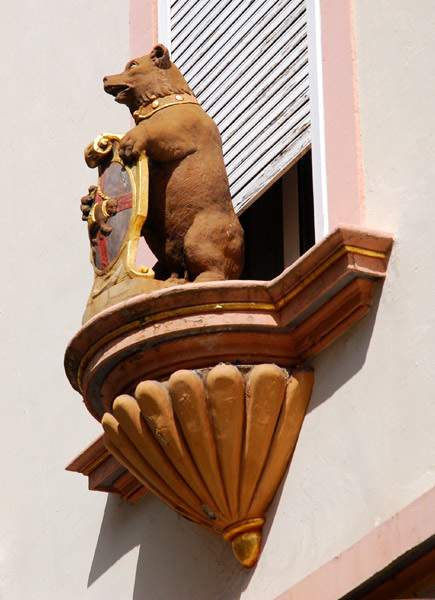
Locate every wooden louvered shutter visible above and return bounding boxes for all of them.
[170,0,310,214]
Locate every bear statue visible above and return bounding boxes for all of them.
[87,44,244,284]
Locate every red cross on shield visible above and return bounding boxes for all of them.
[91,160,133,271]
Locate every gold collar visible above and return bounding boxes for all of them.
[133,93,199,123]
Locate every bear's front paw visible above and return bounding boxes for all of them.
[80,185,97,221]
[119,131,146,164]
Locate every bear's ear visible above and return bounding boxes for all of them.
[150,44,171,69]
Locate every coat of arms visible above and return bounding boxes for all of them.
[80,134,157,321]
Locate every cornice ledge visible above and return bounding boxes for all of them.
[66,435,147,503]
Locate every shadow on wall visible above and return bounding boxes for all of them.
[88,492,253,600]
[251,282,386,570]
[306,280,385,413]
[87,283,384,599]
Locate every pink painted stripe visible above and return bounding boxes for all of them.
[321,0,365,229]
[130,0,157,59]
[274,487,435,600]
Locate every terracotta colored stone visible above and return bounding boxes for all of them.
[102,44,244,283]
[64,226,392,420]
[66,435,147,503]
[101,364,314,567]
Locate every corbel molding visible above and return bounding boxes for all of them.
[66,435,147,504]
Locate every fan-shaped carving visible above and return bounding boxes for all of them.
[102,364,314,567]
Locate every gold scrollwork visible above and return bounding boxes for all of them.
[87,203,97,227]
[85,133,124,168]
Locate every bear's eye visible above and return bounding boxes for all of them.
[128,61,139,69]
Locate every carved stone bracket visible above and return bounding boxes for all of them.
[65,225,393,567]
[102,364,313,567]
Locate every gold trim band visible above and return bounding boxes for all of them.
[77,301,276,389]
[101,200,111,219]
[276,245,387,309]
[223,518,265,542]
[344,245,387,259]
[133,93,199,123]
[82,450,112,476]
[76,245,388,390]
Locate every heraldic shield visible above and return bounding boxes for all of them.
[82,134,159,322]
[91,158,133,271]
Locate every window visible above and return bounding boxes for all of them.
[239,150,314,280]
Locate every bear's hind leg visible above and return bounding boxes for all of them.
[153,261,186,284]
[183,211,244,282]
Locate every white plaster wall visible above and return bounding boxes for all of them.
[2,2,435,599]
[0,2,135,598]
[236,2,435,598]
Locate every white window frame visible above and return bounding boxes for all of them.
[306,0,328,241]
[158,0,171,51]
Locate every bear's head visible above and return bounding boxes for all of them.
[103,44,193,113]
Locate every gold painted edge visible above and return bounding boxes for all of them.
[81,449,112,476]
[125,151,154,278]
[344,245,387,259]
[275,246,388,309]
[223,518,265,542]
[134,99,199,122]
